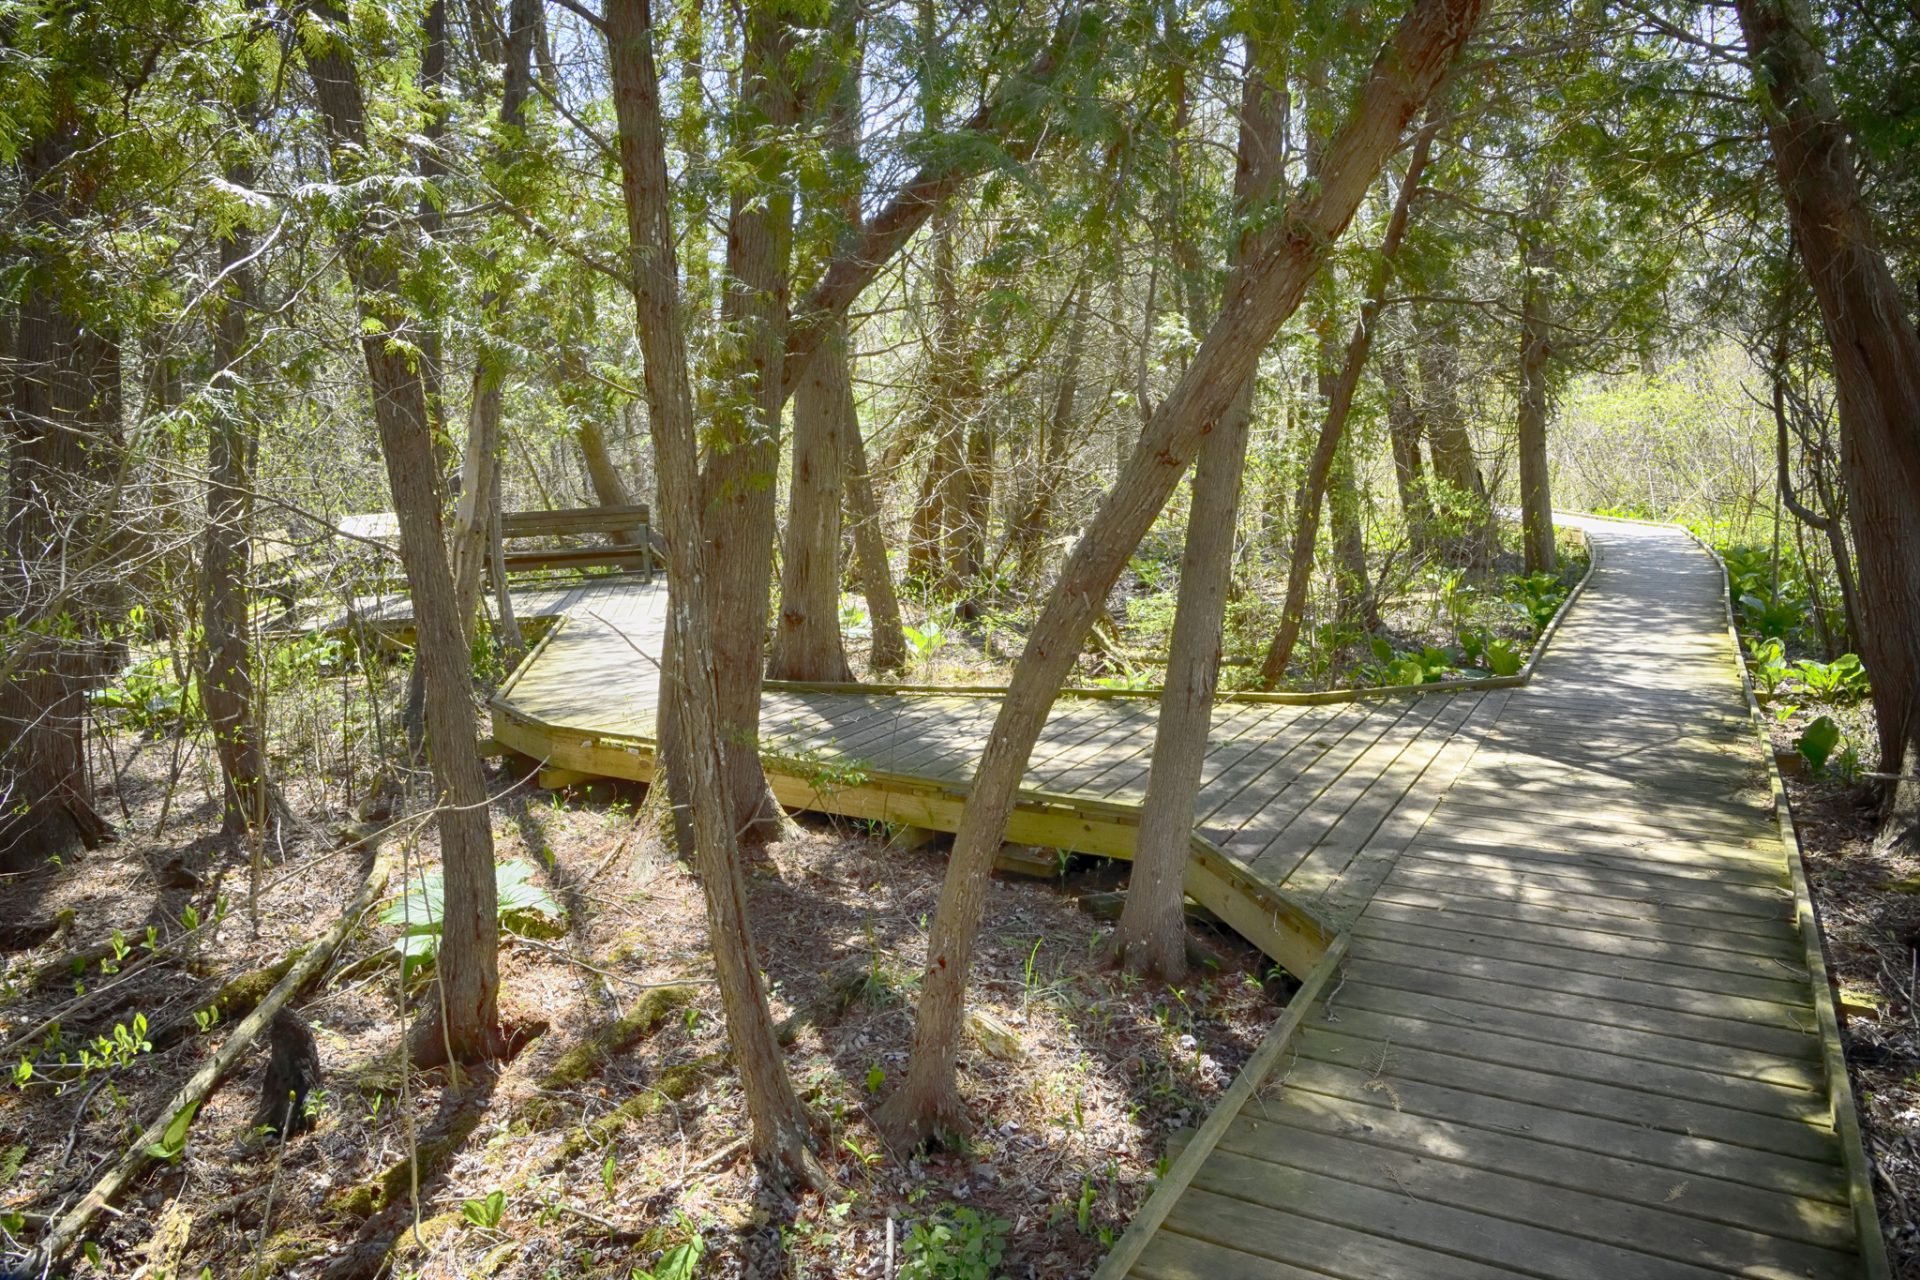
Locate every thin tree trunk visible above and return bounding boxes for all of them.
[844,398,908,673]
[1737,0,1920,848]
[1516,232,1556,575]
[877,0,1482,1146]
[1113,21,1286,981]
[1330,415,1374,623]
[200,57,272,837]
[307,0,501,1064]
[449,372,503,636]
[1003,277,1091,585]
[778,6,1101,401]
[770,312,857,681]
[1419,321,1492,564]
[417,0,451,482]
[1385,351,1434,551]
[1772,358,1864,652]
[605,0,826,1186]
[460,0,595,653]
[1257,116,1441,688]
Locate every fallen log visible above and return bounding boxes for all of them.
[26,852,393,1273]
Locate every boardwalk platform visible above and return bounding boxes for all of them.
[462,516,1880,1276]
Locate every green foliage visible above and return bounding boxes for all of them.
[1369,637,1459,686]
[91,655,200,735]
[631,1237,705,1280]
[899,1206,1010,1280]
[381,860,564,977]
[1746,637,1791,697]
[1505,572,1567,632]
[903,620,949,663]
[1796,715,1843,772]
[1792,654,1870,705]
[1737,591,1805,640]
[460,1190,507,1230]
[145,1100,199,1163]
[1457,628,1523,677]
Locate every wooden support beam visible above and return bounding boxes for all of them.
[538,766,595,790]
[994,842,1062,879]
[885,824,941,853]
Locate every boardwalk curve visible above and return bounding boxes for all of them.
[473,515,1884,1276]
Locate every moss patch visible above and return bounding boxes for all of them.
[325,1103,485,1220]
[540,984,696,1089]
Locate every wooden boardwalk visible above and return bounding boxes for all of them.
[472,517,1882,1276]
[1101,518,1884,1279]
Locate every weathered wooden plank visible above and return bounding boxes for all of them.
[1145,1196,1526,1280]
[1189,1152,1739,1280]
[1200,699,1415,855]
[1360,897,1808,983]
[1193,702,1378,833]
[1329,979,1823,1089]
[499,504,649,538]
[1216,1117,1860,1277]
[1336,955,1817,1059]
[1351,914,1812,1005]
[1307,689,1512,921]
[1349,934,1817,1030]
[1383,859,1795,934]
[1296,1023,1839,1163]
[1265,692,1480,897]
[1276,1056,1849,1203]
[1244,693,1454,884]
[1391,848,1793,918]
[1363,881,1805,962]
[1307,1000,1826,1118]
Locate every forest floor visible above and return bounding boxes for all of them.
[0,733,1285,1279]
[1771,707,1920,1277]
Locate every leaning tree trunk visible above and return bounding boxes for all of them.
[1736,0,1920,850]
[307,0,501,1064]
[577,419,638,540]
[606,0,826,1187]
[1113,22,1286,981]
[200,71,272,837]
[0,130,118,868]
[1515,231,1556,575]
[1256,116,1440,688]
[877,0,1483,1147]
[1772,343,1865,654]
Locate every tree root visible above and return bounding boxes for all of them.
[875,1071,973,1155]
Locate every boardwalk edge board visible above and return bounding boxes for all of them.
[1685,518,1894,1280]
[1090,936,1351,1280]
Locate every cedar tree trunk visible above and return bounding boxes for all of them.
[1113,24,1286,980]
[1736,0,1920,849]
[606,0,827,1186]
[307,1,502,1063]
